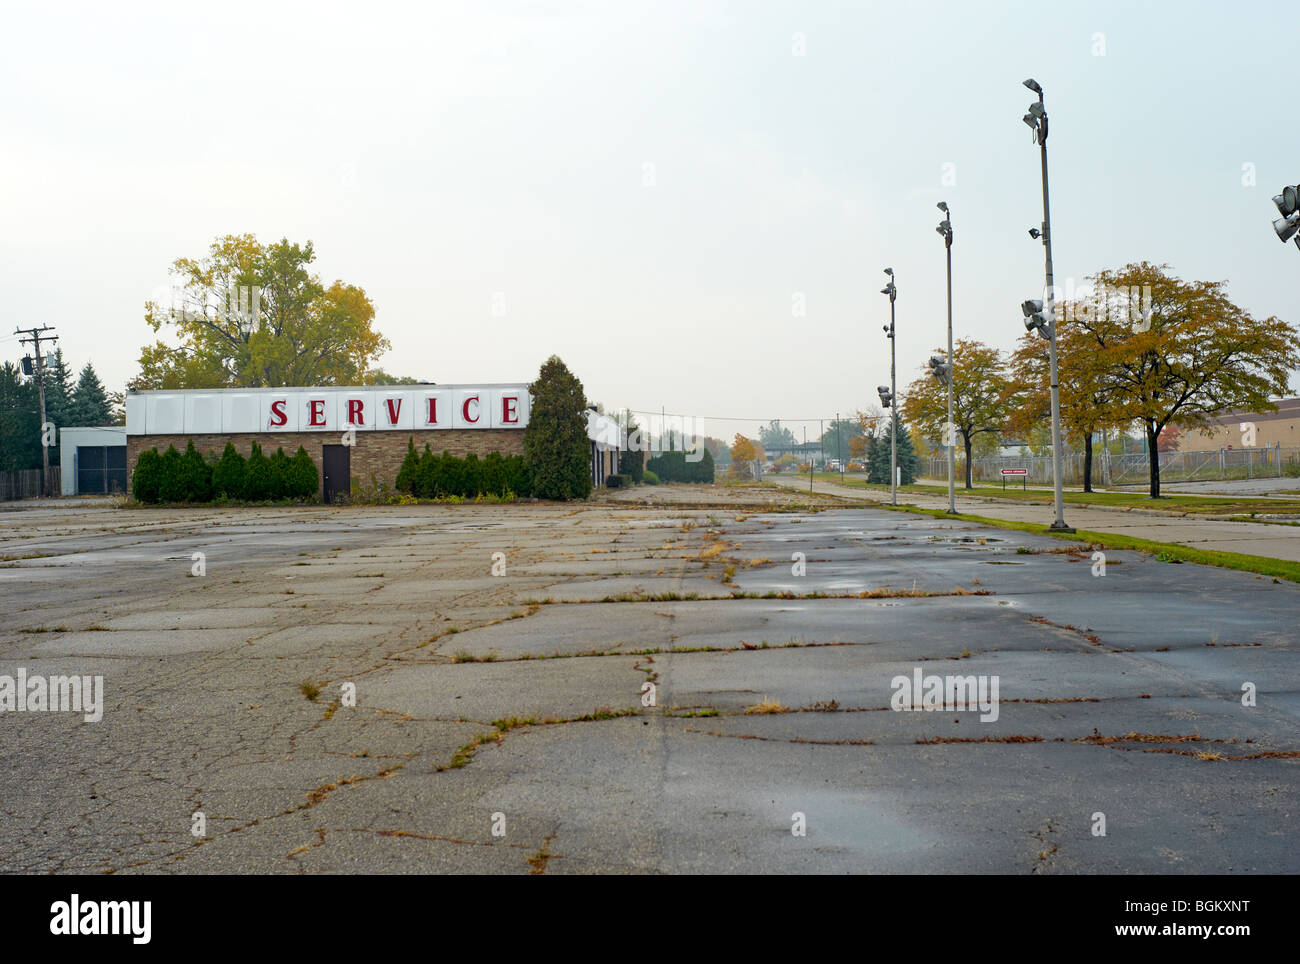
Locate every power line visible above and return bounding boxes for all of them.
[624,408,860,423]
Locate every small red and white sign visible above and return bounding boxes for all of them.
[1000,467,1029,477]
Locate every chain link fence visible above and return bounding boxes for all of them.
[921,444,1300,487]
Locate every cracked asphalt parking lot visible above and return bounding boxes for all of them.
[1,492,1296,874]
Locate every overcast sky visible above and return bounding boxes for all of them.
[2,0,1296,443]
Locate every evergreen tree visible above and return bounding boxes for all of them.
[695,448,715,483]
[895,414,920,485]
[32,349,75,468]
[0,362,42,472]
[69,363,114,426]
[866,432,889,485]
[522,355,592,501]
[43,349,74,429]
[866,416,920,485]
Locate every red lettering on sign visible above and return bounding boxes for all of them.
[501,395,519,424]
[385,398,402,425]
[426,398,438,425]
[347,399,365,426]
[308,400,326,426]
[462,395,480,423]
[269,399,287,427]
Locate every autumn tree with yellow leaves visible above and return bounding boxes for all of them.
[131,234,390,389]
[727,434,764,480]
[1052,262,1299,497]
[902,338,1015,488]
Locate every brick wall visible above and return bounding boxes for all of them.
[127,430,525,500]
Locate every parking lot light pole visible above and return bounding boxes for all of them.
[1021,78,1073,532]
[880,268,898,506]
[936,202,956,514]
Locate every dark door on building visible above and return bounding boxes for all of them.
[321,445,350,503]
[77,446,128,495]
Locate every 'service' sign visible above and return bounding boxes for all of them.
[126,385,531,435]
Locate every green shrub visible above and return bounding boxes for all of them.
[177,440,212,502]
[694,448,715,483]
[645,446,715,484]
[606,474,627,488]
[462,453,482,497]
[290,446,318,499]
[396,438,419,492]
[158,445,184,502]
[132,448,163,503]
[619,447,644,482]
[268,447,291,500]
[482,451,506,496]
[212,442,246,499]
[504,454,532,497]
[641,469,659,485]
[413,444,434,498]
[244,442,273,501]
[399,449,528,499]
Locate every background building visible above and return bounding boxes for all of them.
[59,426,128,496]
[127,384,531,501]
[126,384,625,499]
[1173,397,1300,451]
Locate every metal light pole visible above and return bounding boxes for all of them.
[936,202,956,514]
[880,269,898,506]
[1021,78,1073,532]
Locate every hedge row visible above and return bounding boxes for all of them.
[645,448,715,484]
[132,441,319,503]
[395,440,532,498]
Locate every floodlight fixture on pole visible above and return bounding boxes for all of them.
[1273,186,1300,248]
[1021,299,1053,339]
[1019,77,1072,532]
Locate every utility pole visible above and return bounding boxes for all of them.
[15,325,59,497]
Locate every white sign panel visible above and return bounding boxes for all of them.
[127,385,531,435]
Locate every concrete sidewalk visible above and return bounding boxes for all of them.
[774,478,1300,563]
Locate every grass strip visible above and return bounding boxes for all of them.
[879,503,1300,583]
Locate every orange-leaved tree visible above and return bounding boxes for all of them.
[1071,262,1299,497]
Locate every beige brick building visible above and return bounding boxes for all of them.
[1176,397,1300,451]
[125,384,621,500]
